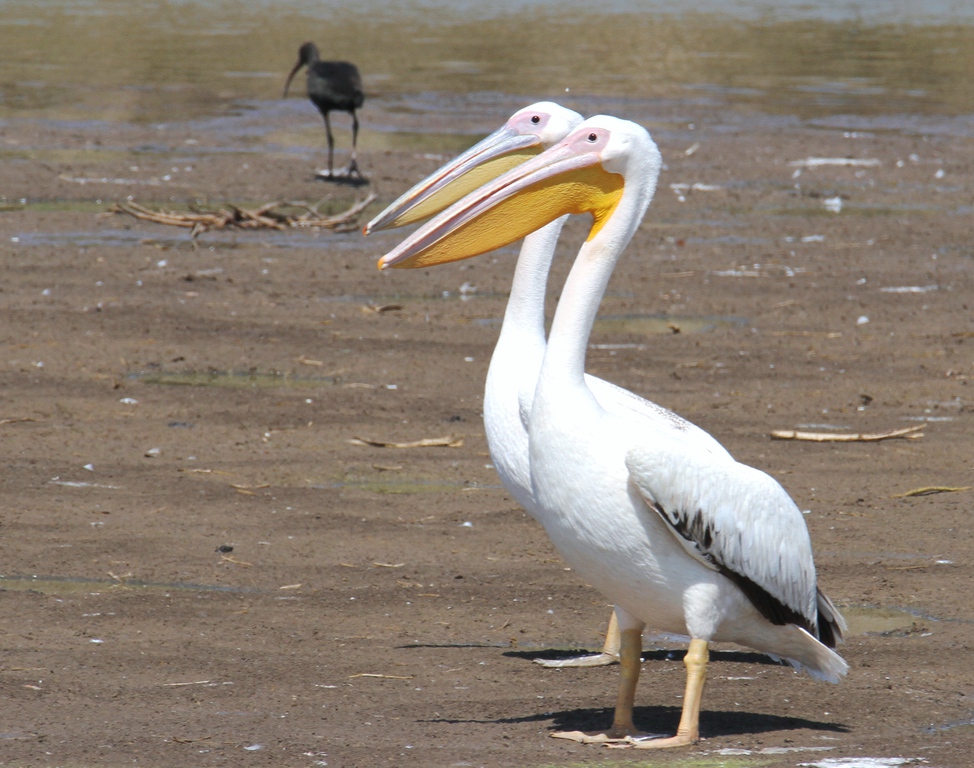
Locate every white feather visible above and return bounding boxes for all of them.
[626,442,819,626]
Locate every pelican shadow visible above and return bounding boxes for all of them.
[512,647,793,667]
[423,704,848,740]
[537,705,848,739]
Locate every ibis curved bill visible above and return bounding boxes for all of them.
[378,116,847,749]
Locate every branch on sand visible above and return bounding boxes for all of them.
[770,424,924,442]
[891,485,970,498]
[348,435,464,449]
[111,194,376,237]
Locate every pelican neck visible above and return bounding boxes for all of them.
[495,216,567,348]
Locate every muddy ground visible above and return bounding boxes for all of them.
[1,109,973,768]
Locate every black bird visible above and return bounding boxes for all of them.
[283,42,365,179]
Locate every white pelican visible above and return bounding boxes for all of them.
[377,116,847,748]
[366,103,735,669]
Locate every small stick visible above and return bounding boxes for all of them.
[770,425,924,442]
[220,555,252,567]
[292,193,377,227]
[349,435,464,448]
[286,196,331,216]
[349,673,413,680]
[230,205,287,230]
[891,486,971,498]
[164,680,212,687]
[771,330,843,338]
[362,303,403,314]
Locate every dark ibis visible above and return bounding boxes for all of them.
[283,42,365,179]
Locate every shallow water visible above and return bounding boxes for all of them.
[2,0,973,141]
[842,605,932,636]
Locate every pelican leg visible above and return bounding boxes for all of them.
[602,609,621,656]
[623,638,708,749]
[534,609,620,668]
[608,626,642,735]
[552,626,665,744]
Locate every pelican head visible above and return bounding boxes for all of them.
[377,115,660,271]
[363,102,583,234]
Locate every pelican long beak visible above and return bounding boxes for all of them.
[363,126,543,234]
[377,134,624,270]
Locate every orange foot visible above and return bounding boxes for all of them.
[608,732,698,749]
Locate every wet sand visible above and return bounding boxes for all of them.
[1,88,973,768]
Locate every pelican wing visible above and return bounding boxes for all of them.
[626,442,819,631]
[589,377,732,460]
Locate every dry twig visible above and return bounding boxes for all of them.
[111,193,376,238]
[891,485,971,498]
[770,425,924,442]
[230,483,271,494]
[771,331,843,338]
[0,417,36,426]
[362,303,403,314]
[349,673,413,680]
[220,555,252,567]
[349,435,464,448]
[163,680,213,687]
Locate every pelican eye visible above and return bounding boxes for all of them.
[530,115,541,124]
[588,133,598,142]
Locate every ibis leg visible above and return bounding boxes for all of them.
[348,110,360,175]
[322,112,335,176]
